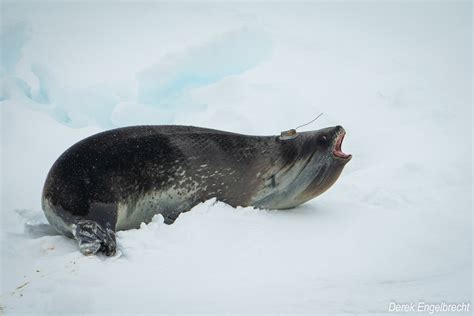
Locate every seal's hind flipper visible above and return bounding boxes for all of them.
[74,220,116,256]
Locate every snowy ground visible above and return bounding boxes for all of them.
[1,2,472,315]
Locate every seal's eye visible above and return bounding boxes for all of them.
[318,135,328,146]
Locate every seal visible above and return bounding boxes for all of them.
[42,125,351,256]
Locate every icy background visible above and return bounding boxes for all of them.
[1,2,472,315]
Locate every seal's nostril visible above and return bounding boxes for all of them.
[335,125,346,135]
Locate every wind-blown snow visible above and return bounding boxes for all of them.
[1,2,472,315]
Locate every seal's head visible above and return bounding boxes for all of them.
[254,125,351,209]
[292,125,351,204]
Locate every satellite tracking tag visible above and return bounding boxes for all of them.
[279,113,324,141]
[280,129,298,140]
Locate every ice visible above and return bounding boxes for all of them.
[0,2,471,315]
[137,29,272,107]
[1,21,271,127]
[0,22,31,74]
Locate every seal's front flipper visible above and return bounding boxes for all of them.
[164,212,179,225]
[74,220,116,256]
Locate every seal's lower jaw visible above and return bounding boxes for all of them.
[333,131,352,161]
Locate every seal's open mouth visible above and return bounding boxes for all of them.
[333,132,351,159]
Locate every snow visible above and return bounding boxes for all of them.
[1,2,472,315]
